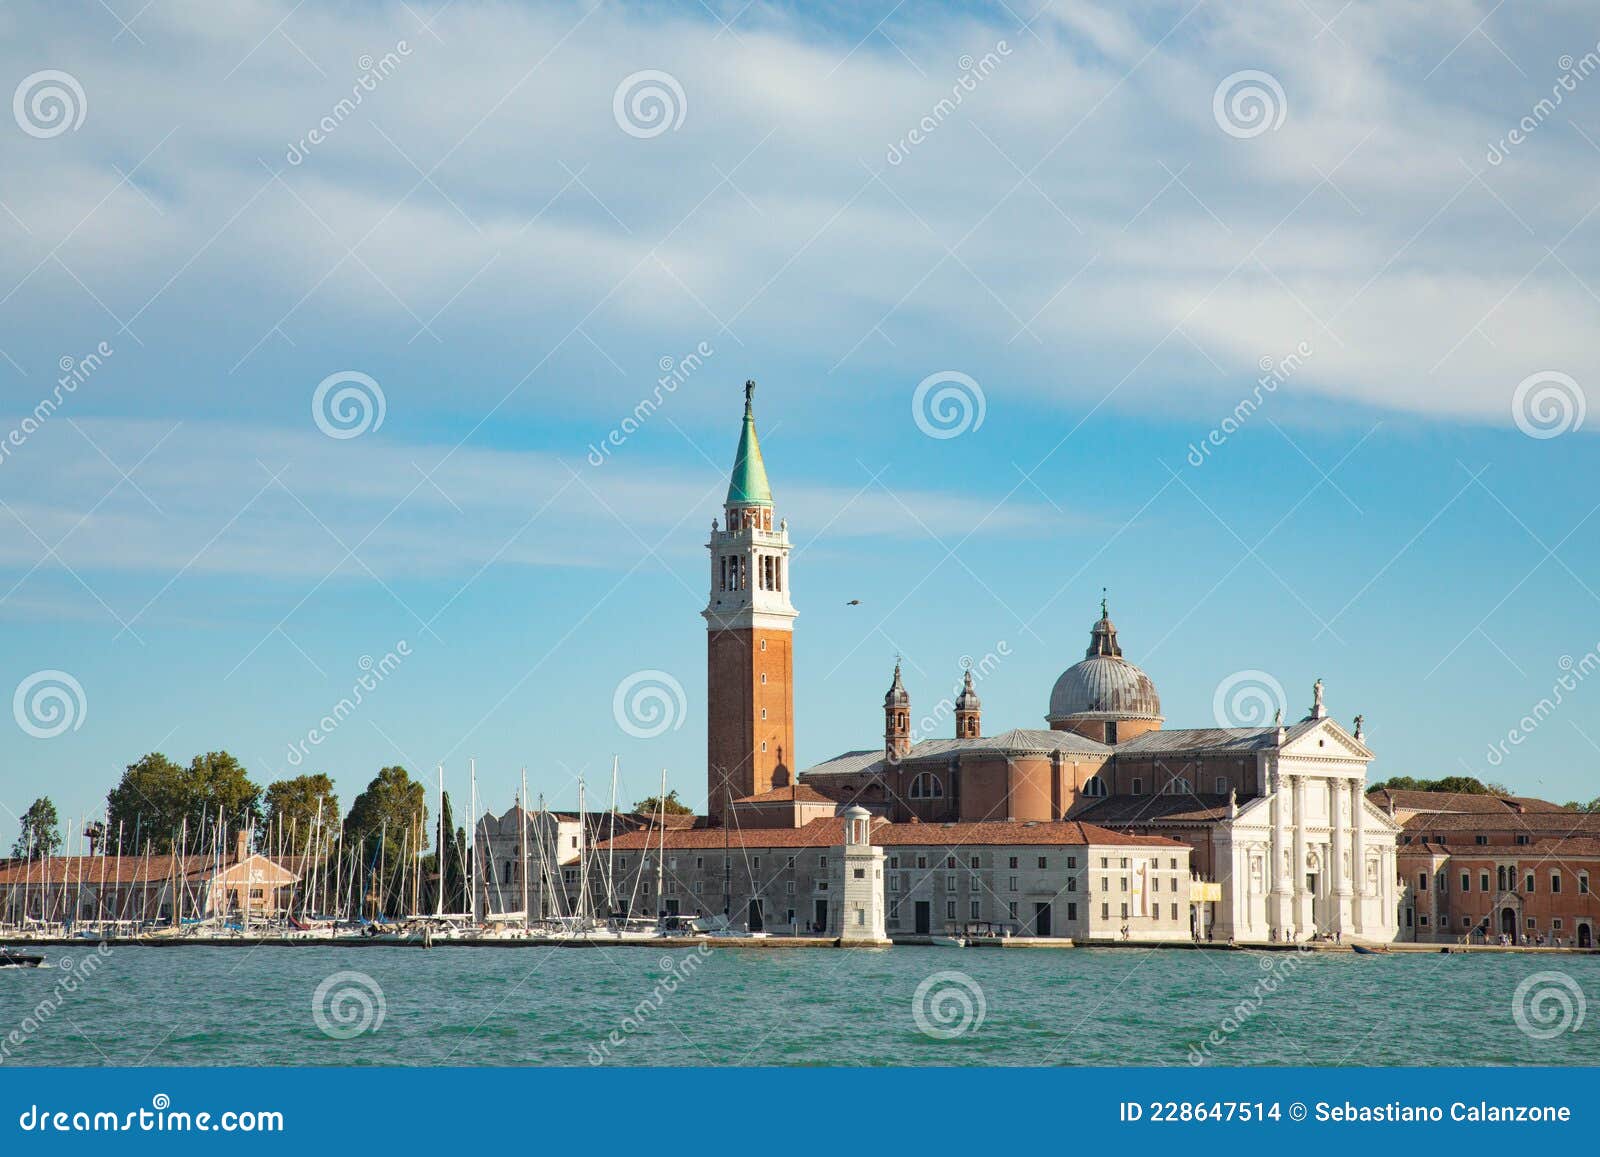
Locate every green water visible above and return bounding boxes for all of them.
[2,945,1596,1066]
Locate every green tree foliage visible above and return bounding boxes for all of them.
[12,797,61,858]
[343,766,427,859]
[632,789,693,816]
[262,774,341,854]
[105,751,264,853]
[1368,775,1502,796]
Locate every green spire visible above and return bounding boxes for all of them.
[726,379,773,507]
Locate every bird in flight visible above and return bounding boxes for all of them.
[845,599,861,606]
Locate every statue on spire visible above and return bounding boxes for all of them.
[745,378,756,407]
[1311,677,1326,720]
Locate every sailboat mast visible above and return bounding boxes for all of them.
[520,769,529,930]
[654,769,667,923]
[470,758,479,924]
[607,755,618,920]
[435,764,445,918]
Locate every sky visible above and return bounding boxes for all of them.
[2,0,1599,841]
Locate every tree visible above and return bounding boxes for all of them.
[12,797,61,858]
[106,751,264,853]
[632,789,693,816]
[344,766,427,857]
[263,774,341,855]
[423,791,468,914]
[106,752,189,852]
[185,751,263,838]
[1368,776,1498,796]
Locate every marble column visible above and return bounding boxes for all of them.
[1269,768,1292,938]
[1349,780,1366,935]
[1331,778,1352,933]
[1292,774,1311,937]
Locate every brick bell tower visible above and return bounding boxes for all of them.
[704,381,797,822]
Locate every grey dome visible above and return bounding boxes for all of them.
[1047,655,1161,722]
[1046,607,1162,724]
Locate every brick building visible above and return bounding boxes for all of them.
[1376,788,1599,946]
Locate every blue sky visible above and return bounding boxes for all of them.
[2,0,1599,839]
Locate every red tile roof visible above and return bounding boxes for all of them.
[733,784,834,804]
[595,816,1184,852]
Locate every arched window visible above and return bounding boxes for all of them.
[1082,776,1107,798]
[909,773,944,799]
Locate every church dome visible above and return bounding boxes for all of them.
[1046,606,1162,725]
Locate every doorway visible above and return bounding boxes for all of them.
[914,900,931,934]
[1500,907,1516,939]
[1034,902,1052,937]
[1578,923,1592,949]
[747,899,764,933]
[812,898,828,932]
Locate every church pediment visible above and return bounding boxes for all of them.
[1281,716,1372,761]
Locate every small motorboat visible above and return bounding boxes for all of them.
[0,948,44,969]
[930,935,967,948]
[1350,943,1388,956]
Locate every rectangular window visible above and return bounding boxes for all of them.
[1131,778,1142,795]
[1551,872,1561,894]
[946,900,957,919]
[788,856,796,869]
[1101,902,1109,920]
[853,868,865,879]
[1066,878,1077,892]
[1481,872,1490,892]
[1037,856,1048,869]
[819,857,827,869]
[1066,903,1077,921]
[888,856,898,869]
[1554,918,1564,930]
[1120,877,1128,892]
[946,856,956,869]
[692,881,703,894]
[1007,877,1019,892]
[1101,858,1108,869]
[969,856,980,869]
[1100,877,1108,892]
[916,856,927,870]
[945,874,956,891]
[970,900,981,919]
[888,877,899,892]
[786,881,795,895]
[1419,914,1430,927]
[1526,873,1535,893]
[1067,856,1077,869]
[1009,857,1019,870]
[1461,872,1470,892]
[1008,901,1019,920]
[1417,872,1428,892]
[1581,874,1590,895]
[1170,903,1178,921]
[1120,903,1129,919]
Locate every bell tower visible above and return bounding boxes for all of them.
[705,381,797,822]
